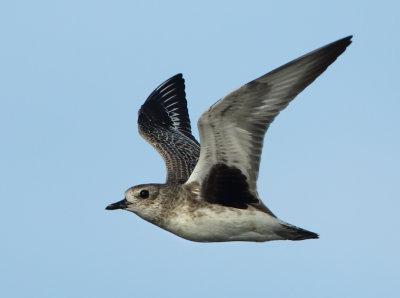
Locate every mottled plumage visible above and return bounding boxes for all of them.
[106,36,352,242]
[138,74,200,184]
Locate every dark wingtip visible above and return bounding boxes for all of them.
[330,35,353,53]
[339,35,353,46]
[138,73,199,144]
[320,35,352,57]
[343,35,353,41]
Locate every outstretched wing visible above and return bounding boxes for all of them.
[186,36,352,212]
[138,74,200,184]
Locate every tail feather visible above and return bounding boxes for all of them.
[276,223,319,241]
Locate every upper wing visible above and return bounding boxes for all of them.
[138,74,200,184]
[186,36,352,212]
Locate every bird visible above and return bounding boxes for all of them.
[106,36,352,242]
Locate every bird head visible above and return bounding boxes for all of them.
[106,184,165,223]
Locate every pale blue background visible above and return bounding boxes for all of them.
[1,1,399,297]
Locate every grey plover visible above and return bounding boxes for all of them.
[106,36,352,242]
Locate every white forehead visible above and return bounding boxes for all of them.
[124,185,150,198]
[124,187,136,198]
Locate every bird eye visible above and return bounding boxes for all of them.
[139,189,149,199]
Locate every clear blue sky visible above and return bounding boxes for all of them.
[1,1,399,297]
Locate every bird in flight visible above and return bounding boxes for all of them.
[106,36,352,242]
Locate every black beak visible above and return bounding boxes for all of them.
[105,198,130,210]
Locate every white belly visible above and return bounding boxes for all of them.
[162,206,284,242]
